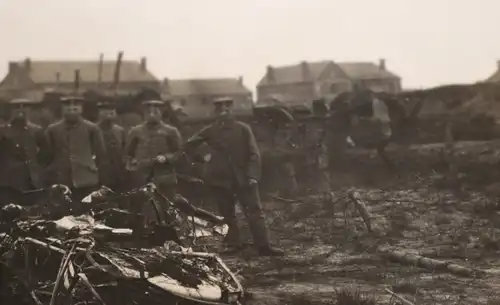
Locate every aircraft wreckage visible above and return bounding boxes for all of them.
[0,183,244,305]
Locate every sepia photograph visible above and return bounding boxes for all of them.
[1,0,500,304]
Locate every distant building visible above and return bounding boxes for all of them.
[162,77,253,119]
[0,57,160,100]
[256,59,401,106]
[485,60,500,83]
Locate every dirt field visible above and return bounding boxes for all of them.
[216,141,500,304]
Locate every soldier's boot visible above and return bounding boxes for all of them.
[220,217,244,253]
[239,185,285,257]
[257,245,285,257]
[247,214,284,257]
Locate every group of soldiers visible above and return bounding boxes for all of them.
[0,96,284,256]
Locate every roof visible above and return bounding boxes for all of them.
[164,78,251,96]
[258,60,400,86]
[11,60,159,84]
[337,62,399,80]
[259,61,333,85]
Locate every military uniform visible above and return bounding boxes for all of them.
[185,97,283,256]
[125,121,182,187]
[45,98,106,203]
[309,128,331,190]
[273,126,299,198]
[125,100,182,225]
[0,99,50,206]
[96,101,127,190]
[99,123,126,186]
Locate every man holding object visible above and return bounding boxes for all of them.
[184,97,284,256]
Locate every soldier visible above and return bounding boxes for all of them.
[271,121,299,198]
[96,100,126,191]
[125,100,182,225]
[311,128,331,190]
[0,98,50,206]
[45,97,106,205]
[184,97,284,256]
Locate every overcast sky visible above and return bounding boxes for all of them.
[1,0,499,91]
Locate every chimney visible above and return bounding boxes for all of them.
[379,58,386,70]
[74,69,81,93]
[97,53,104,87]
[8,61,17,72]
[301,61,311,80]
[24,57,31,71]
[140,57,147,71]
[497,60,500,71]
[266,65,275,83]
[162,77,170,92]
[238,76,243,85]
[55,72,60,88]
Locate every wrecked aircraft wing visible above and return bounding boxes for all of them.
[0,184,242,305]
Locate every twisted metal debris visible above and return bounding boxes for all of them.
[0,183,243,305]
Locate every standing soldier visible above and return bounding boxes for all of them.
[96,100,126,191]
[311,128,331,190]
[271,121,299,199]
[45,97,106,204]
[0,98,50,206]
[125,100,182,225]
[184,97,284,256]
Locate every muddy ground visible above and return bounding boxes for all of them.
[210,141,500,304]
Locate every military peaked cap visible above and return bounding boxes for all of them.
[141,100,165,107]
[96,100,117,109]
[213,97,234,104]
[8,98,40,107]
[60,96,85,105]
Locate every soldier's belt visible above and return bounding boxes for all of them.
[126,159,155,171]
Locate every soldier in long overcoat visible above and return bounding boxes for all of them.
[96,100,126,191]
[0,98,50,206]
[45,97,106,204]
[184,97,284,256]
[125,100,183,225]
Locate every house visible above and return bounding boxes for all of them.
[485,60,500,83]
[161,77,253,119]
[0,57,160,101]
[256,59,402,106]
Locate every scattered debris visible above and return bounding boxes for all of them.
[384,288,415,305]
[378,248,485,278]
[335,288,378,305]
[347,190,373,232]
[0,183,243,305]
